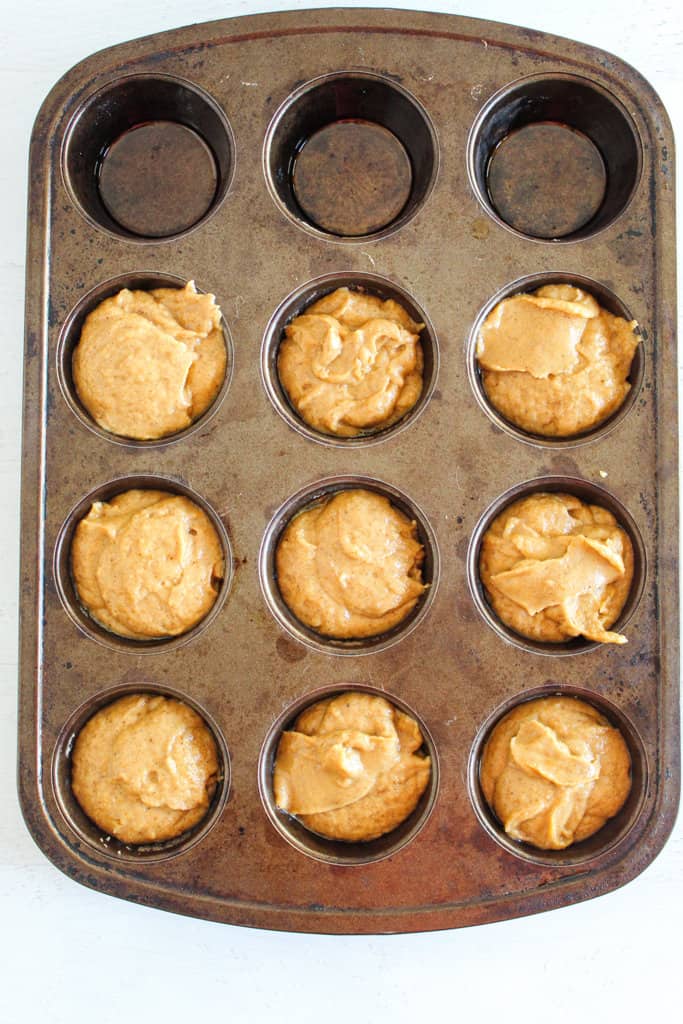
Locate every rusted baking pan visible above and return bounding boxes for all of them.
[19,7,678,933]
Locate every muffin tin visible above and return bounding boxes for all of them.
[19,8,678,932]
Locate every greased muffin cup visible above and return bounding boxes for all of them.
[52,682,231,863]
[467,685,648,867]
[258,683,439,865]
[62,73,235,241]
[467,476,647,656]
[57,272,234,448]
[19,9,677,934]
[53,475,233,653]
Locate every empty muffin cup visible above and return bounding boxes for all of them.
[258,683,439,864]
[52,681,230,863]
[263,72,438,240]
[261,272,439,447]
[259,476,440,656]
[467,272,643,447]
[467,477,646,656]
[467,74,641,241]
[54,475,233,653]
[62,74,234,240]
[57,273,234,447]
[467,685,648,866]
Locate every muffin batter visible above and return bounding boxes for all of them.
[278,287,424,436]
[72,694,219,844]
[476,284,639,436]
[479,492,633,644]
[480,695,632,850]
[73,281,227,439]
[72,489,224,640]
[276,489,426,639]
[274,691,431,842]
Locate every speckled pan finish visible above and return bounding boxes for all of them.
[19,7,678,933]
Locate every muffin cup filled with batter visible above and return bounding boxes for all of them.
[468,274,643,446]
[259,684,439,865]
[261,273,439,447]
[468,477,646,655]
[259,476,440,655]
[54,475,232,653]
[52,683,230,862]
[468,686,647,866]
[58,273,233,447]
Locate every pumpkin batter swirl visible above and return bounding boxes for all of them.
[276,489,426,640]
[278,287,424,437]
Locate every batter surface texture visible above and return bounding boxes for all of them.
[73,281,226,440]
[480,696,632,850]
[476,284,639,437]
[72,489,224,640]
[72,694,219,844]
[278,287,424,436]
[479,492,634,645]
[276,489,426,639]
[274,692,431,842]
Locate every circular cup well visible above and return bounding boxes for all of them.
[467,272,643,448]
[56,273,234,448]
[261,271,439,447]
[467,74,642,241]
[263,72,438,242]
[467,684,648,866]
[54,474,233,654]
[467,477,646,656]
[52,681,230,863]
[259,476,440,656]
[62,73,234,241]
[258,682,439,865]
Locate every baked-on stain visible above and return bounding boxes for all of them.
[276,637,307,662]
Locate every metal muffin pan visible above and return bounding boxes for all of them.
[19,8,678,933]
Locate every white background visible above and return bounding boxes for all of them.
[1,1,681,1020]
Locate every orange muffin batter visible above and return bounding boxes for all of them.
[73,281,226,440]
[479,492,633,645]
[476,284,639,436]
[72,694,219,844]
[480,695,632,850]
[72,489,224,640]
[276,489,426,639]
[278,287,424,436]
[274,691,431,842]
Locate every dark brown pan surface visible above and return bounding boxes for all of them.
[19,8,678,933]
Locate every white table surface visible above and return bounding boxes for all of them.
[2,1,681,1019]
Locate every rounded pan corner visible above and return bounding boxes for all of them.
[16,767,87,887]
